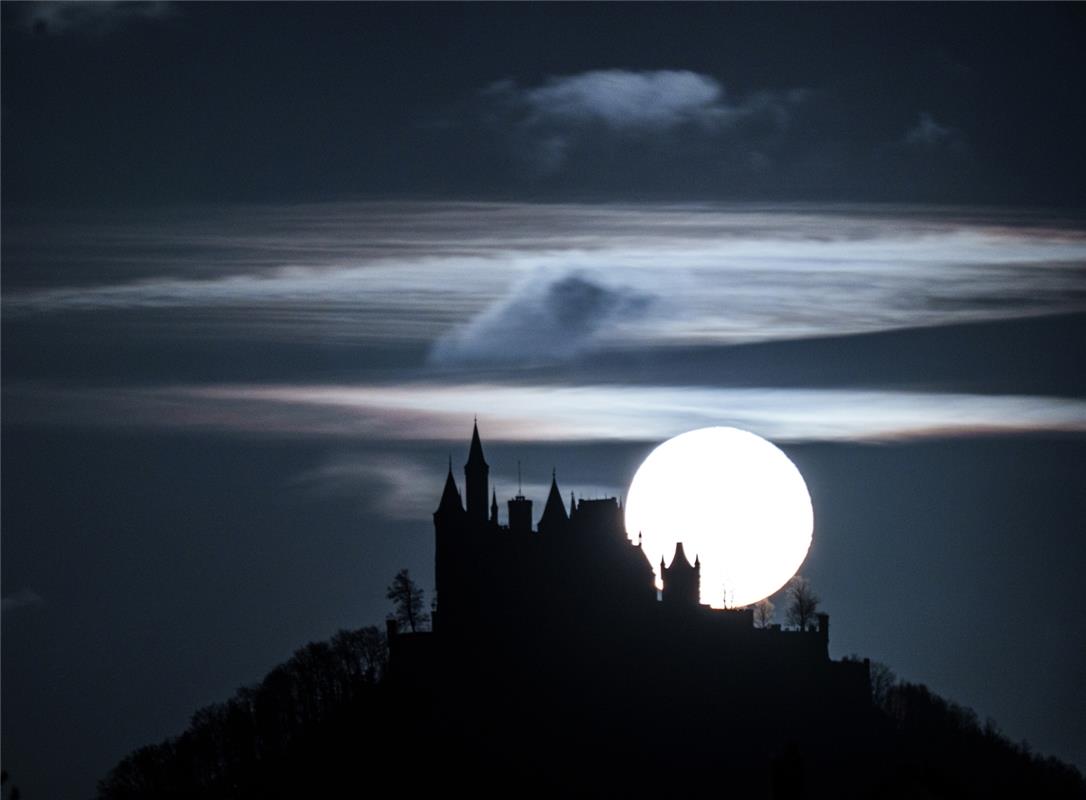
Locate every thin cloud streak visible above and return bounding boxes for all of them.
[13,1,174,36]
[288,455,443,522]
[9,382,1086,444]
[288,453,620,524]
[5,203,1085,359]
[2,588,45,614]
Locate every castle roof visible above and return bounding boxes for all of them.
[539,469,569,530]
[436,460,464,514]
[466,420,488,469]
[665,541,697,572]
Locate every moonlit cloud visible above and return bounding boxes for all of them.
[483,71,804,171]
[291,452,623,525]
[5,202,1084,452]
[289,455,443,521]
[10,382,1086,444]
[430,272,653,365]
[5,203,1084,360]
[516,70,731,131]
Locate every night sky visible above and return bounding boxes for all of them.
[3,3,1086,797]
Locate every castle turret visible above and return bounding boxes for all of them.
[661,541,701,608]
[490,490,499,525]
[508,494,533,535]
[537,469,569,535]
[433,458,465,632]
[464,420,489,525]
[435,458,464,517]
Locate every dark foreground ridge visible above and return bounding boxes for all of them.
[99,425,1085,799]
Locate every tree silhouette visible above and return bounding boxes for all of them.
[868,660,897,708]
[386,569,429,632]
[844,654,898,708]
[752,598,775,629]
[785,575,820,631]
[96,625,388,799]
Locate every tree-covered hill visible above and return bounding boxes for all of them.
[96,622,1083,799]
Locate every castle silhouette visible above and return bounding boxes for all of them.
[431,421,832,641]
[96,421,1086,799]
[388,422,877,797]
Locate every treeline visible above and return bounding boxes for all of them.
[97,627,388,800]
[98,629,1085,798]
[878,680,1084,797]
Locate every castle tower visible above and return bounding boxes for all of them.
[508,494,533,535]
[490,490,499,525]
[661,542,701,608]
[435,458,464,519]
[537,469,569,535]
[464,420,489,525]
[433,458,465,631]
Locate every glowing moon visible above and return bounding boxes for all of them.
[624,426,813,609]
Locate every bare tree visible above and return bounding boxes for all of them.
[843,654,897,709]
[721,584,734,609]
[386,569,429,633]
[785,575,820,631]
[869,660,897,708]
[331,626,389,685]
[753,598,775,629]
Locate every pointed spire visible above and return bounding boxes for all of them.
[638,531,643,548]
[538,468,569,533]
[661,541,701,608]
[464,420,489,524]
[569,491,576,517]
[694,553,701,569]
[467,420,487,468]
[490,489,498,524]
[436,461,463,514]
[668,541,695,570]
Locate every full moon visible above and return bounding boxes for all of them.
[624,427,813,609]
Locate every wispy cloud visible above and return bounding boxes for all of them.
[483,70,805,172]
[9,382,1086,444]
[505,70,737,132]
[15,1,174,36]
[5,203,1084,360]
[289,455,442,521]
[902,112,969,153]
[430,272,652,365]
[2,588,45,614]
[289,453,621,524]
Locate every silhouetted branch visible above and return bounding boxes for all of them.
[96,625,388,800]
[785,575,820,630]
[386,568,430,633]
